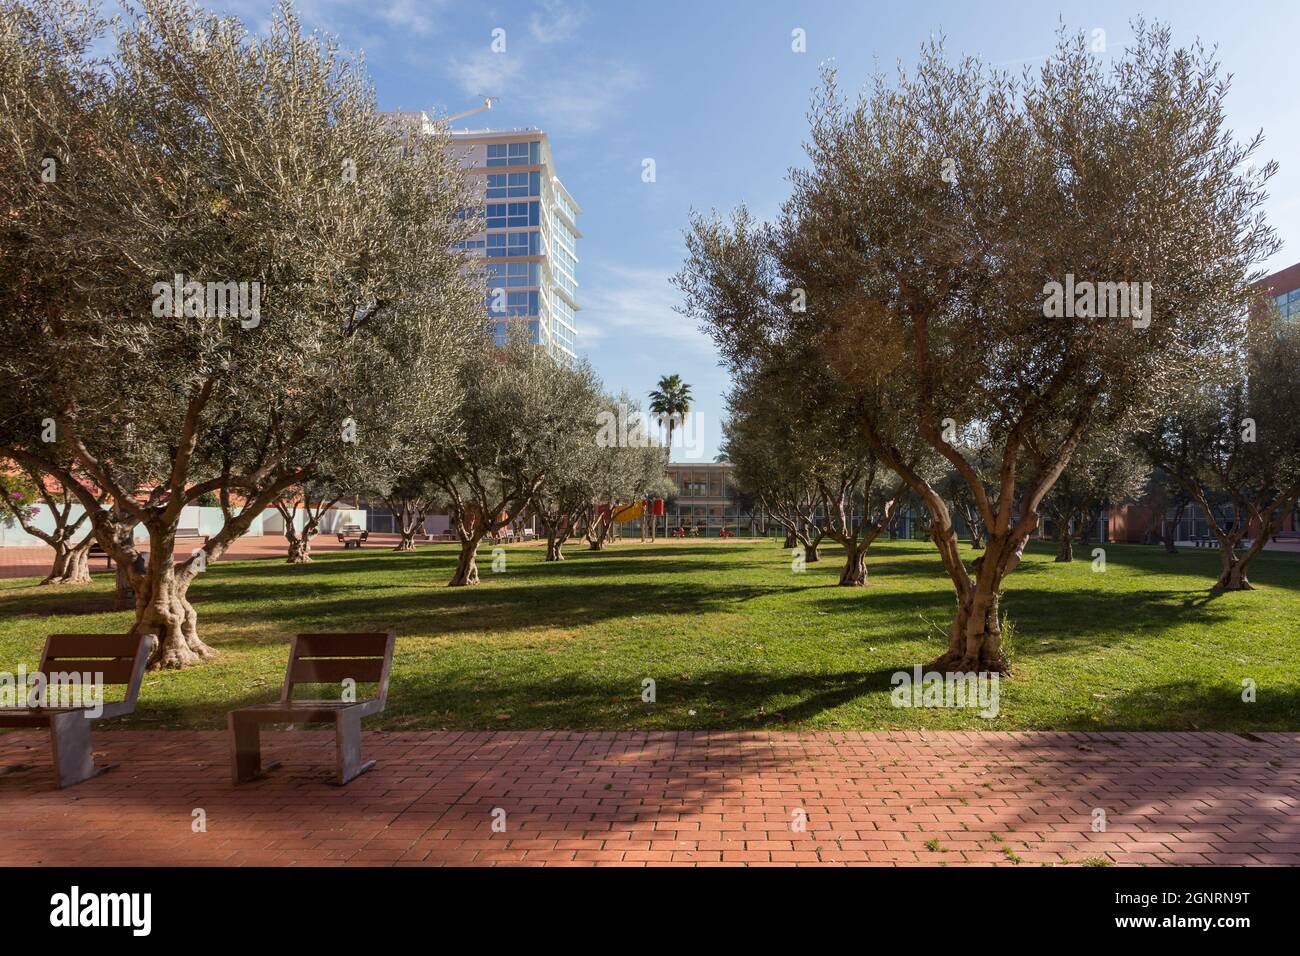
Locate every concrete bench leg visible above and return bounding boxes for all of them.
[49,711,112,789]
[229,712,280,785]
[333,709,374,786]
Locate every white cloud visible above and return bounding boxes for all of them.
[579,263,712,350]
[527,64,641,136]
[222,0,450,48]
[529,1,585,45]
[447,48,524,97]
[376,0,440,35]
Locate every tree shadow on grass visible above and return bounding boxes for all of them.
[102,662,1300,737]
[196,578,791,639]
[1025,540,1300,588]
[1051,679,1300,732]
[808,582,1239,658]
[103,665,907,732]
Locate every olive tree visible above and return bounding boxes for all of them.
[1136,321,1300,590]
[723,390,824,562]
[0,0,480,665]
[0,464,105,583]
[532,389,654,561]
[272,481,349,564]
[724,350,910,583]
[680,26,1276,671]
[1042,432,1149,562]
[1141,468,1193,554]
[429,337,603,585]
[578,396,666,552]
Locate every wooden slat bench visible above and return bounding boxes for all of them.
[0,633,151,788]
[228,631,395,786]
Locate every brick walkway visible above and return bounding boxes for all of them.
[0,731,1295,866]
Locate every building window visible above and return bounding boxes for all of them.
[485,262,538,289]
[487,172,538,199]
[508,231,539,256]
[1274,289,1300,321]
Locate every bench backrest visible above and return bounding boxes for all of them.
[39,633,151,709]
[280,632,395,705]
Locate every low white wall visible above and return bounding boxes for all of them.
[259,507,367,536]
[0,504,273,547]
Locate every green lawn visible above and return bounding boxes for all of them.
[1,538,1297,731]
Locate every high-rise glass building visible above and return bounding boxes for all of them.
[380,113,580,359]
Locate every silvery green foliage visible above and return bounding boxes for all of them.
[1135,321,1300,588]
[680,23,1279,668]
[0,0,481,662]
[0,0,479,524]
[720,333,917,575]
[427,331,607,583]
[1042,429,1150,545]
[593,392,667,503]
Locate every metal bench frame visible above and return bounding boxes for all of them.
[0,633,151,788]
[228,631,395,786]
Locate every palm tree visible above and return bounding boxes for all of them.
[648,374,692,451]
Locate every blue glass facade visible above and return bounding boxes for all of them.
[449,129,581,360]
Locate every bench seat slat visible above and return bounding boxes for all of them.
[295,633,391,657]
[290,658,385,685]
[44,633,143,659]
[36,658,137,684]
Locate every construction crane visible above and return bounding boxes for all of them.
[446,96,496,124]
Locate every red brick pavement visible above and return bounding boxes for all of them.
[0,730,1295,867]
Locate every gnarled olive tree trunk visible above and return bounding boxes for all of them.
[384,496,428,552]
[1212,530,1267,591]
[1195,489,1295,592]
[123,527,216,670]
[538,513,571,561]
[1055,521,1074,563]
[283,516,324,563]
[927,521,1025,674]
[1162,515,1180,554]
[586,512,612,551]
[0,486,97,585]
[286,536,311,563]
[42,535,93,585]
[803,527,823,563]
[838,541,867,586]
[449,533,484,586]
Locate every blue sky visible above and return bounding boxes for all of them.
[214,0,1300,462]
